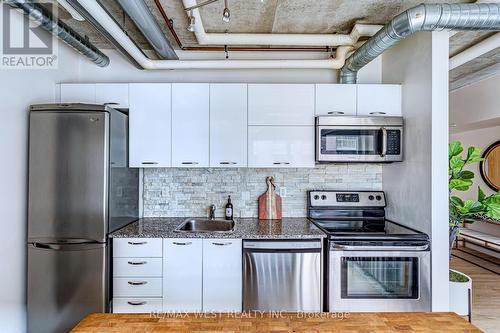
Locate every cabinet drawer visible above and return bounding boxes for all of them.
[112,298,163,313]
[113,238,162,258]
[113,258,162,277]
[113,278,162,297]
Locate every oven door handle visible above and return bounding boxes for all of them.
[380,127,387,157]
[332,244,429,251]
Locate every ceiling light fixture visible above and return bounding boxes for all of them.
[187,10,196,32]
[222,0,230,23]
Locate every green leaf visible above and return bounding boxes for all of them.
[485,202,500,220]
[449,156,465,174]
[465,147,482,165]
[449,141,463,158]
[478,187,486,201]
[450,196,464,207]
[450,178,473,191]
[458,170,474,180]
[463,200,483,213]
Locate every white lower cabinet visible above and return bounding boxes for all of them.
[203,239,242,312]
[163,239,203,312]
[248,126,315,168]
[113,298,163,313]
[113,277,162,297]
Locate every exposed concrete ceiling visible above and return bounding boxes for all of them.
[56,0,499,88]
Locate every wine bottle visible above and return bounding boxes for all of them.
[225,195,233,220]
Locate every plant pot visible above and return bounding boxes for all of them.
[449,269,472,316]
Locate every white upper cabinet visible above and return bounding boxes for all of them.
[357,84,402,116]
[248,126,315,168]
[210,84,247,168]
[95,83,129,108]
[172,84,209,167]
[202,239,242,312]
[315,84,357,116]
[129,83,172,168]
[163,239,203,312]
[60,83,96,103]
[248,84,314,125]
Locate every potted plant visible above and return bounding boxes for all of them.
[448,141,500,315]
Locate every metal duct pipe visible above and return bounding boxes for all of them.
[340,3,500,83]
[5,0,109,67]
[116,0,178,60]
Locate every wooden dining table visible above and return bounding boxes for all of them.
[71,312,483,332]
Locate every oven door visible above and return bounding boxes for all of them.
[328,249,430,312]
[316,126,402,162]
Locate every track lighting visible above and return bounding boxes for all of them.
[187,10,195,32]
[222,0,230,23]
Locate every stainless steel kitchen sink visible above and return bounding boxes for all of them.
[174,218,235,233]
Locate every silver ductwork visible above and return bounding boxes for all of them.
[116,0,178,60]
[340,3,500,83]
[6,0,109,67]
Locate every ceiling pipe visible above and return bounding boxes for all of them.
[181,0,382,47]
[56,0,84,21]
[5,0,109,67]
[153,0,332,53]
[449,32,500,70]
[340,3,500,84]
[115,0,178,60]
[72,0,354,70]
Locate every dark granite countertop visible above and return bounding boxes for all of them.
[109,217,326,239]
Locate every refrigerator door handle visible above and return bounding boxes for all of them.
[31,242,106,251]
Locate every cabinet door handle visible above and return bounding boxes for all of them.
[127,301,147,306]
[181,162,199,165]
[141,162,158,165]
[327,111,344,115]
[212,242,232,246]
[273,162,290,165]
[104,102,119,106]
[370,111,386,115]
[173,241,192,246]
[128,261,147,265]
[128,281,147,286]
[127,241,147,245]
[219,162,237,165]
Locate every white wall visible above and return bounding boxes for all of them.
[381,31,450,311]
[0,11,383,332]
[450,72,500,133]
[61,48,382,84]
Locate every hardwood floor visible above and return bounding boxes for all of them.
[450,254,500,333]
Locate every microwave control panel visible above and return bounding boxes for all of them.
[386,130,401,155]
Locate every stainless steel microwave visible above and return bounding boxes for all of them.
[316,116,404,163]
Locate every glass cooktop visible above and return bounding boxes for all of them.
[309,219,429,240]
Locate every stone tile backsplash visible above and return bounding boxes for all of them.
[142,165,382,218]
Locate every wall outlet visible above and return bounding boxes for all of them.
[279,186,287,198]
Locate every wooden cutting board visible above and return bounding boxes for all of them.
[258,176,282,220]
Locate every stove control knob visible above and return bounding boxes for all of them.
[313,195,319,200]
[368,195,374,200]
[376,195,382,201]
[321,195,327,200]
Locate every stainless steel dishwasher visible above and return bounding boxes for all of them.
[243,240,322,312]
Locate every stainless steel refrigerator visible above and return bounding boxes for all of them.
[27,104,139,333]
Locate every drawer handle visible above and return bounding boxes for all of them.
[127,241,147,245]
[219,162,237,165]
[127,301,147,306]
[212,242,232,246]
[128,281,147,286]
[173,241,192,246]
[327,111,344,115]
[369,111,386,115]
[273,162,290,165]
[181,162,199,165]
[128,261,147,265]
[141,162,158,165]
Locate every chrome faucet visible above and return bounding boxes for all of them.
[208,204,216,220]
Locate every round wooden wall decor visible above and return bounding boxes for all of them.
[480,140,500,191]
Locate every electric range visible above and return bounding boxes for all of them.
[307,190,431,312]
